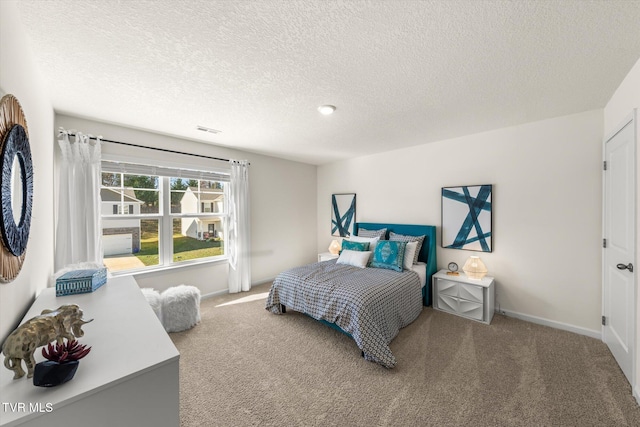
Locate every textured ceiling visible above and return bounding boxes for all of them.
[13,0,640,165]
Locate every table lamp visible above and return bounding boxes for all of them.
[328,239,341,255]
[463,255,487,279]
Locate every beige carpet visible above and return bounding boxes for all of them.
[170,283,640,427]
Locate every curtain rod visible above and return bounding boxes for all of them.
[59,131,249,165]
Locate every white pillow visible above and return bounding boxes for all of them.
[403,241,419,270]
[336,250,371,268]
[348,236,380,263]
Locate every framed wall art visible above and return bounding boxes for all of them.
[441,184,492,252]
[331,193,356,237]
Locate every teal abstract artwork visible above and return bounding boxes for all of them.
[442,185,492,252]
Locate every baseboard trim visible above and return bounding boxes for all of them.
[200,289,229,300]
[252,277,275,287]
[499,309,601,340]
[634,385,640,406]
[200,277,275,301]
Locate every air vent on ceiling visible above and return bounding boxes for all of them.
[196,125,221,134]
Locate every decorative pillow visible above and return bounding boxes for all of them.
[336,250,371,268]
[389,232,425,264]
[371,241,407,272]
[349,235,379,245]
[357,227,387,239]
[348,235,380,256]
[340,240,369,253]
[403,241,418,271]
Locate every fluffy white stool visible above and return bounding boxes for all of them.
[161,285,201,333]
[140,288,163,324]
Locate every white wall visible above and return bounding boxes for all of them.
[0,0,55,341]
[55,114,317,296]
[604,56,640,402]
[318,109,603,335]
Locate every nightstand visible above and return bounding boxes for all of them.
[432,269,495,324]
[318,252,339,262]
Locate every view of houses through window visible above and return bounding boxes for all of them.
[101,169,226,273]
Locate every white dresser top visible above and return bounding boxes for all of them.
[433,269,495,287]
[0,276,180,427]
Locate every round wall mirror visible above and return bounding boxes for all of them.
[0,124,33,257]
[11,155,23,225]
[0,94,32,282]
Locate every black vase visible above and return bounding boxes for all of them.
[33,360,79,387]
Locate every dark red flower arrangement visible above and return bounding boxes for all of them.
[34,339,92,387]
[42,339,91,362]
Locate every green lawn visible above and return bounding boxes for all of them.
[135,234,224,266]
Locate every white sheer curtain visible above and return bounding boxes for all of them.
[226,159,251,293]
[54,131,103,271]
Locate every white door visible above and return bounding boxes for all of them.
[103,234,133,256]
[603,112,636,385]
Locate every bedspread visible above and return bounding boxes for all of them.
[265,260,423,368]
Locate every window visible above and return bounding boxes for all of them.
[113,204,133,215]
[100,161,228,273]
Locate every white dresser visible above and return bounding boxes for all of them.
[318,252,339,262]
[0,276,180,427]
[432,269,495,325]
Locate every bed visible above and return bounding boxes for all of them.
[265,223,437,368]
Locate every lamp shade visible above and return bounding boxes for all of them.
[328,239,341,255]
[463,256,487,279]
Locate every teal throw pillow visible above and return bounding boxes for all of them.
[371,241,406,272]
[340,240,370,254]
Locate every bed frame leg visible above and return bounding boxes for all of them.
[280,304,286,313]
[361,350,365,358]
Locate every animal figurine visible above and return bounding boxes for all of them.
[1,304,93,379]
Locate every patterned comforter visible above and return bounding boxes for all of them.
[265,259,423,368]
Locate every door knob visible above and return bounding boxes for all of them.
[616,263,634,272]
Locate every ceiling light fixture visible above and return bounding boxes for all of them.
[196,125,221,134]
[318,105,336,115]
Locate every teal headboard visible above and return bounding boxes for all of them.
[354,222,437,306]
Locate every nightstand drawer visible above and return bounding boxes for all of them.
[437,294,484,321]
[437,293,458,314]
[437,280,483,303]
[459,299,484,321]
[436,279,458,297]
[459,283,483,303]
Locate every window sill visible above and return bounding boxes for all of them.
[107,256,228,279]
